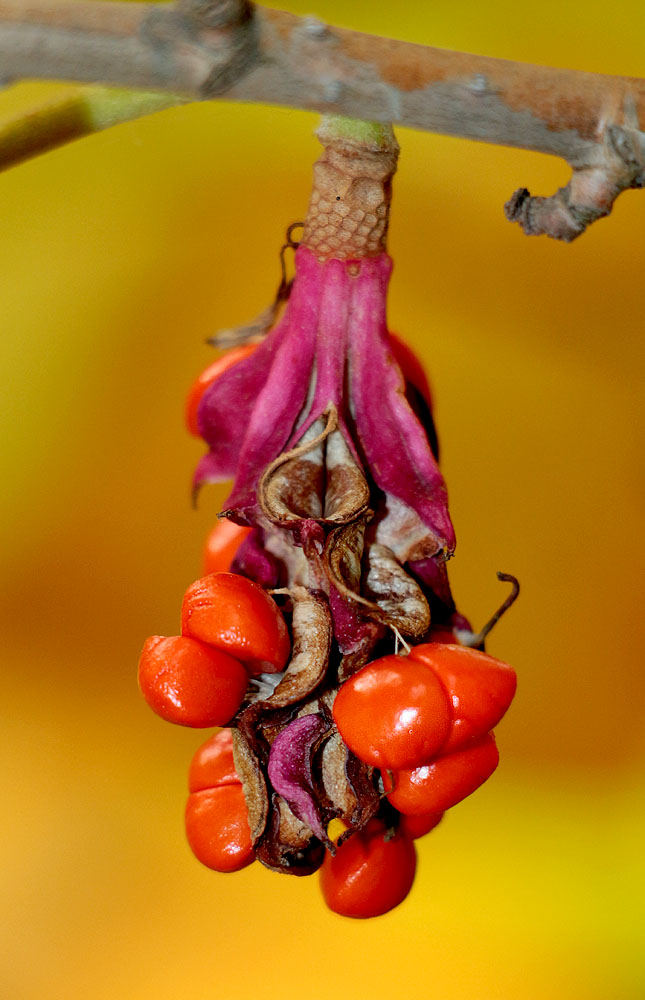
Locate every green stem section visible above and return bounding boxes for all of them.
[317,115,398,154]
[0,81,183,170]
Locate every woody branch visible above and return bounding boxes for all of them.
[1,0,644,240]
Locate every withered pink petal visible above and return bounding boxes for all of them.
[286,257,350,448]
[346,253,455,553]
[192,450,233,490]
[389,332,434,414]
[225,252,323,517]
[230,529,283,588]
[409,555,457,615]
[267,714,329,843]
[195,247,453,557]
[409,556,473,634]
[404,379,439,461]
[195,323,289,486]
[387,334,439,456]
[328,585,380,654]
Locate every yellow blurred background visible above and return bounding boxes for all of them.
[1,2,644,998]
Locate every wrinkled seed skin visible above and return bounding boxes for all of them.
[188,729,240,792]
[399,810,444,839]
[202,520,253,576]
[319,819,417,918]
[180,572,290,675]
[409,643,517,753]
[385,733,499,815]
[332,654,452,769]
[138,635,248,728]
[185,784,255,873]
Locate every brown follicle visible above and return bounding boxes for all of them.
[319,727,379,836]
[231,728,269,844]
[259,406,370,530]
[275,797,314,848]
[337,632,384,682]
[255,795,325,875]
[373,493,444,563]
[324,428,370,523]
[324,519,367,599]
[324,524,430,638]
[363,543,431,637]
[320,730,358,821]
[259,416,327,524]
[340,751,381,842]
[301,119,399,261]
[265,588,332,708]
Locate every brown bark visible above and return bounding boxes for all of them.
[1,0,644,239]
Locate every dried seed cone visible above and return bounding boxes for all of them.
[301,116,399,261]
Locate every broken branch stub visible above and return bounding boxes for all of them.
[505,120,645,241]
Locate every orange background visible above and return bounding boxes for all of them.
[1,2,644,998]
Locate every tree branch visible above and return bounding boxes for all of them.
[0,81,183,166]
[1,0,644,239]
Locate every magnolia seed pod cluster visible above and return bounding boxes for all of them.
[138,116,518,919]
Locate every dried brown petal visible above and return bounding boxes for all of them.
[363,543,431,637]
[255,794,325,876]
[259,406,370,535]
[374,494,444,564]
[324,428,370,523]
[231,729,269,845]
[208,300,278,350]
[237,701,297,763]
[320,730,358,821]
[324,519,366,597]
[276,797,313,849]
[325,522,430,637]
[337,632,384,682]
[341,751,381,841]
[259,416,327,524]
[318,695,380,835]
[266,588,332,708]
[260,514,317,589]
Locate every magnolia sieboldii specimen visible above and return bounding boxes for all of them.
[190,116,490,874]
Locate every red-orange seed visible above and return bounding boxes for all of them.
[138,635,248,728]
[180,572,290,676]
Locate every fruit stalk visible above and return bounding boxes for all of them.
[300,117,398,261]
